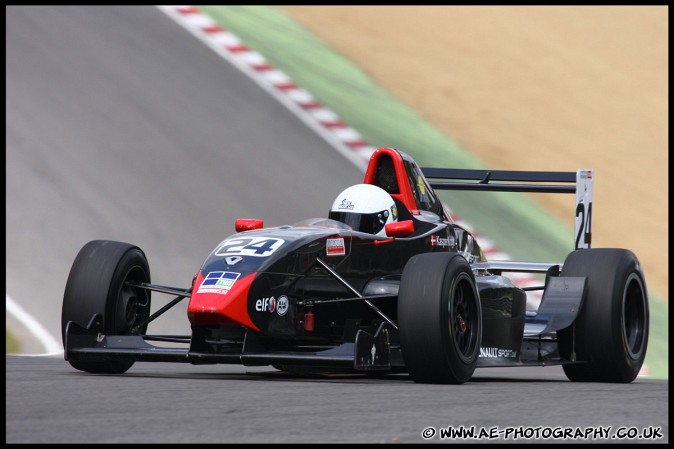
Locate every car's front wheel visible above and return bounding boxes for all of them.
[398,252,482,384]
[62,240,152,374]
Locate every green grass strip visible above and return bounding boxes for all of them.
[6,328,21,354]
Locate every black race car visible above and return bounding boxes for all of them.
[62,147,649,384]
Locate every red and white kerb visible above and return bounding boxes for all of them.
[157,5,377,170]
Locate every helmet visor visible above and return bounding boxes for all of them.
[328,209,390,235]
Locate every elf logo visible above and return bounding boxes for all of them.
[255,296,276,312]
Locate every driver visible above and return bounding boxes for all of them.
[328,184,398,237]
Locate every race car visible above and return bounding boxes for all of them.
[62,147,649,384]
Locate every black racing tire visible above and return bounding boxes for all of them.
[62,240,152,374]
[557,249,649,383]
[398,252,482,384]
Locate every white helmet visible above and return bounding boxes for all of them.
[328,184,398,237]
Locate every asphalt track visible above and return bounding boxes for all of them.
[5,6,669,443]
[5,356,668,444]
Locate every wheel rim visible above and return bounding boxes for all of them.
[449,273,479,361]
[115,264,150,334]
[622,273,647,359]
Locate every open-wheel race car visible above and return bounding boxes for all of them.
[62,147,649,384]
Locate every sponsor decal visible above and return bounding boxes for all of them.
[338,198,354,210]
[430,235,451,247]
[459,248,478,263]
[225,256,243,265]
[417,175,426,196]
[326,237,346,257]
[580,170,593,179]
[255,295,289,315]
[215,237,284,258]
[391,205,398,221]
[276,295,289,316]
[479,347,518,358]
[256,296,276,312]
[197,271,241,295]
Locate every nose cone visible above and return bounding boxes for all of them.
[188,271,259,331]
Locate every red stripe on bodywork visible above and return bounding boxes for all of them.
[188,272,260,331]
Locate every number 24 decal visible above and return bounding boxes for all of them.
[575,202,592,250]
[215,237,285,257]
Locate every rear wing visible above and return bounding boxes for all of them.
[421,167,594,250]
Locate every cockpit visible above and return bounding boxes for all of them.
[364,147,447,222]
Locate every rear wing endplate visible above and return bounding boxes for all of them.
[421,167,594,250]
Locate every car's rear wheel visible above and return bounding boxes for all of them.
[398,252,482,384]
[557,248,649,382]
[62,240,151,374]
